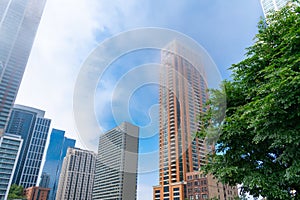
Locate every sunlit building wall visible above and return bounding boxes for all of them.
[0,0,47,134]
[153,41,210,200]
[260,0,290,17]
[56,148,96,200]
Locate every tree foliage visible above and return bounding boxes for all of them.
[199,2,300,199]
[8,184,26,199]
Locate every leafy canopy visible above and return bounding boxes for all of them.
[199,2,300,200]
[8,184,26,199]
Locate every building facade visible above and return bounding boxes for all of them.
[41,129,75,200]
[6,104,51,188]
[93,122,139,200]
[25,186,50,200]
[56,148,96,200]
[39,172,50,188]
[153,41,210,200]
[0,0,47,134]
[260,0,290,17]
[0,133,22,200]
[186,171,238,200]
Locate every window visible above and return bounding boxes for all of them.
[163,186,169,192]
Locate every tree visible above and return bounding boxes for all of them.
[7,184,26,200]
[198,2,300,200]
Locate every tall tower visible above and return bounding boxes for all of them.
[0,0,47,134]
[260,0,290,17]
[41,129,76,200]
[93,122,139,200]
[56,148,96,200]
[153,41,209,200]
[6,104,51,188]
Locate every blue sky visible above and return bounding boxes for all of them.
[15,0,263,199]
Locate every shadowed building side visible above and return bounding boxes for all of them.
[93,122,139,200]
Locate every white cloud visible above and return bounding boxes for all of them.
[16,0,146,148]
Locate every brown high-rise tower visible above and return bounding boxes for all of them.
[153,41,210,200]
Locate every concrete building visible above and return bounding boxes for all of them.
[0,133,22,200]
[6,105,51,188]
[41,129,75,200]
[93,122,139,200]
[153,41,210,199]
[39,172,50,188]
[186,171,238,200]
[25,186,50,200]
[56,148,96,200]
[0,0,47,134]
[260,0,290,17]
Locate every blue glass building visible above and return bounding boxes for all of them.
[6,104,51,188]
[0,0,47,134]
[42,129,76,200]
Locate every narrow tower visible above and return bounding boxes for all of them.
[153,41,209,199]
[0,0,47,134]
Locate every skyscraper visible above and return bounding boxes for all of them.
[0,133,22,200]
[6,104,51,188]
[0,0,47,134]
[260,0,290,17]
[56,148,96,200]
[93,122,139,200]
[153,41,210,200]
[41,129,76,200]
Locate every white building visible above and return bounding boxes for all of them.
[260,0,290,17]
[93,122,139,200]
[0,133,22,200]
[56,148,96,200]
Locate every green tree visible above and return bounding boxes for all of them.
[198,2,300,200]
[7,184,26,200]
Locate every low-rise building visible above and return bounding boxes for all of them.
[25,186,50,200]
[186,171,238,200]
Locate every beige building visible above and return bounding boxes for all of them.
[186,171,238,200]
[24,186,50,200]
[55,148,96,200]
[93,122,139,200]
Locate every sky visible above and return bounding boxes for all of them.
[15,0,263,199]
